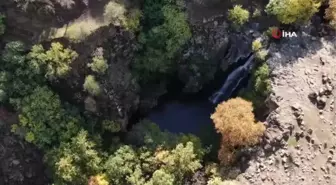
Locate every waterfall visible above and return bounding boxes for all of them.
[209,54,255,104]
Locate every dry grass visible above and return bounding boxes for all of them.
[40,17,106,42]
[39,1,129,42]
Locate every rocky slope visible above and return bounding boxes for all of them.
[238,35,336,185]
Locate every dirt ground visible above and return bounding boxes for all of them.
[237,38,336,185]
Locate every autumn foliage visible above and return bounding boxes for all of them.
[211,98,265,164]
[325,0,336,27]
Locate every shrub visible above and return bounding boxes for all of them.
[28,42,78,79]
[266,0,321,24]
[253,62,272,96]
[125,9,142,32]
[255,49,268,61]
[325,0,336,28]
[252,39,262,52]
[84,75,101,96]
[88,56,108,74]
[239,60,271,110]
[0,13,5,36]
[211,98,265,164]
[103,1,126,25]
[228,5,250,27]
[102,120,121,133]
[252,8,261,18]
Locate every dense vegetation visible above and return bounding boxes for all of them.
[0,0,334,184]
[266,0,321,24]
[134,0,192,81]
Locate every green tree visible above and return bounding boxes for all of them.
[156,142,202,183]
[135,2,191,80]
[45,130,103,185]
[0,41,44,102]
[83,75,101,96]
[28,42,78,79]
[104,120,205,185]
[228,5,250,27]
[266,0,321,24]
[104,145,148,185]
[105,142,202,185]
[10,86,81,149]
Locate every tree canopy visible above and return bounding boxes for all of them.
[266,0,321,24]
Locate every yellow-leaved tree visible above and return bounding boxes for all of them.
[211,98,265,164]
[325,0,336,28]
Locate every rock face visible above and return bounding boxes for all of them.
[178,18,252,93]
[237,35,336,185]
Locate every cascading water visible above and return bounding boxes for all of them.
[144,33,254,135]
[209,53,255,104]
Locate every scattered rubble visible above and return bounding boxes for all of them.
[238,38,336,185]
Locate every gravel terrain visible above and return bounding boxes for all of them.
[238,37,336,185]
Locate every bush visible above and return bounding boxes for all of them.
[102,120,121,133]
[10,86,81,149]
[253,63,272,96]
[0,13,5,36]
[252,8,261,18]
[125,9,142,32]
[88,56,108,74]
[228,5,250,27]
[211,98,265,164]
[28,42,78,79]
[84,75,101,96]
[239,62,271,109]
[103,1,126,26]
[266,0,321,24]
[252,39,262,52]
[255,49,268,61]
[325,0,336,28]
